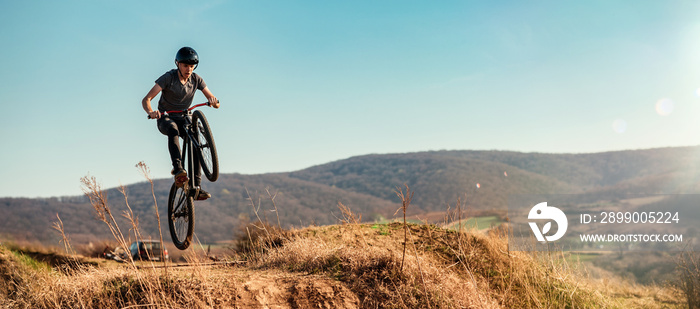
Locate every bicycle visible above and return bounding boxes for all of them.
[149,102,219,250]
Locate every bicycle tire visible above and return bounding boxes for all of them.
[167,183,194,250]
[193,110,219,182]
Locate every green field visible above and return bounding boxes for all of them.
[445,216,502,231]
[565,252,602,264]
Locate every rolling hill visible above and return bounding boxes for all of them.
[2,146,700,246]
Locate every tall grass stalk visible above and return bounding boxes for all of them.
[80,172,171,306]
[337,201,362,225]
[244,188,271,240]
[81,176,128,251]
[51,214,75,257]
[136,161,168,273]
[394,184,413,271]
[265,187,282,230]
[393,185,432,308]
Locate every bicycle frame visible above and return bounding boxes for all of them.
[149,102,212,194]
[178,111,202,195]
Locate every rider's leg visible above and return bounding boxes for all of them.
[157,116,188,185]
[157,116,182,170]
[194,154,202,186]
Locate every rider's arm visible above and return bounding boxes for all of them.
[201,86,219,109]
[142,83,163,118]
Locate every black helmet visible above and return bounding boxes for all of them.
[175,47,199,65]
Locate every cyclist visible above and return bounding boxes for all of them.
[142,46,220,200]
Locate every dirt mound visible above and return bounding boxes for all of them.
[236,270,359,308]
[0,244,360,308]
[0,223,686,308]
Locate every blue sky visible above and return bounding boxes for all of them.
[2,1,700,197]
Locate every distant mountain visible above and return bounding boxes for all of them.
[3,146,700,246]
[288,152,577,212]
[289,147,700,210]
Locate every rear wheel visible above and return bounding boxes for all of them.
[193,110,219,182]
[168,183,194,250]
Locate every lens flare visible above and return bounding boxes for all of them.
[476,183,480,189]
[612,119,627,133]
[655,98,674,116]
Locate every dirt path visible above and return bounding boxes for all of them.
[232,270,359,309]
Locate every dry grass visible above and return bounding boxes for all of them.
[257,226,498,308]
[676,250,700,308]
[0,247,241,308]
[0,178,688,308]
[0,223,687,308]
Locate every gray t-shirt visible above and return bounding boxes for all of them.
[156,69,207,112]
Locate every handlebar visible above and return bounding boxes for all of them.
[147,102,216,119]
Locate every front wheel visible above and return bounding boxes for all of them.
[168,183,194,250]
[193,110,219,182]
